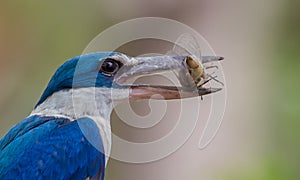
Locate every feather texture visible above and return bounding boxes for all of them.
[0,115,105,180]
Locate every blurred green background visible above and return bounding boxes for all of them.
[0,0,299,179]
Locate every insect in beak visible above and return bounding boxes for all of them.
[114,54,224,100]
[185,55,224,88]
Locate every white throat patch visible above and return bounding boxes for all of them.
[30,87,130,166]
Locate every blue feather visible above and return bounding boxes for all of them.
[0,116,105,180]
[36,52,120,107]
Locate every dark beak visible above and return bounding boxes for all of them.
[114,55,224,100]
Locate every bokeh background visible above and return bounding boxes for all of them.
[0,0,299,179]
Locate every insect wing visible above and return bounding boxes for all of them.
[167,33,202,61]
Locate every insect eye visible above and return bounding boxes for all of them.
[100,58,121,76]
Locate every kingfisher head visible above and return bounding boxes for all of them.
[33,52,222,120]
[36,52,123,107]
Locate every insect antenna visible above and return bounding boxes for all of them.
[199,78,212,86]
[206,74,224,86]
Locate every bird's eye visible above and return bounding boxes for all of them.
[100,58,121,76]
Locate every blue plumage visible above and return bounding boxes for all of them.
[0,116,105,180]
[0,52,119,179]
[36,52,119,107]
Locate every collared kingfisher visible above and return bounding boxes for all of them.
[0,52,223,179]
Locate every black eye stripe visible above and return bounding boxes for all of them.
[99,58,122,76]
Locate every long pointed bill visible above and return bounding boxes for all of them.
[114,55,224,100]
